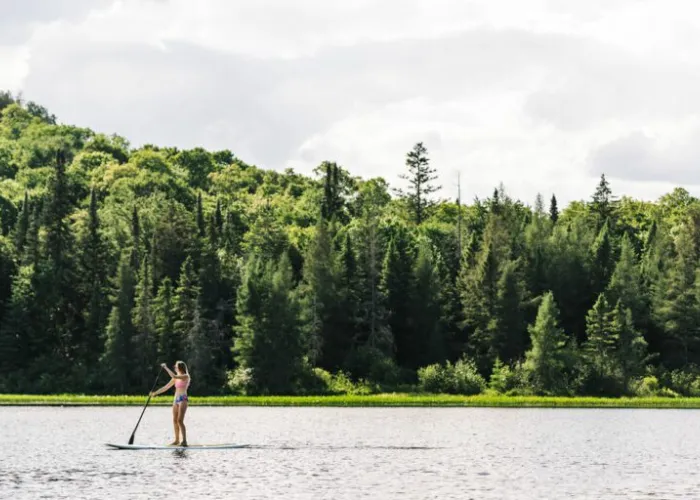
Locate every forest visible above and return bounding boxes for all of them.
[1,91,700,398]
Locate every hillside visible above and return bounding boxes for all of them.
[0,92,698,398]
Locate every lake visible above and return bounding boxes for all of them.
[2,406,699,499]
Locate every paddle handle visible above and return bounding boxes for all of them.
[128,366,163,444]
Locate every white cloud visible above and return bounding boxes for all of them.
[4,0,700,205]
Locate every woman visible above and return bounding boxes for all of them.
[151,361,190,446]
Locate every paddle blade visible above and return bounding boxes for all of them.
[128,433,135,445]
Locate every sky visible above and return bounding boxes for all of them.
[2,0,700,206]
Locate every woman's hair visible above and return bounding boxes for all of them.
[175,361,188,374]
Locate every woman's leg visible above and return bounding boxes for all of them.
[171,403,181,445]
[177,401,188,446]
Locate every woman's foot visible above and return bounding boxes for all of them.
[169,440,179,446]
[179,440,188,447]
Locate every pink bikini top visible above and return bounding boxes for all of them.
[175,377,189,389]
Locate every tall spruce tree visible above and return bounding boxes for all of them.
[173,256,200,359]
[101,253,136,393]
[80,188,109,367]
[397,142,440,225]
[132,258,158,389]
[154,277,177,363]
[583,294,617,384]
[233,254,304,394]
[381,226,415,367]
[524,291,571,394]
[612,300,647,391]
[549,194,559,224]
[410,241,444,368]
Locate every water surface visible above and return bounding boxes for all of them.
[2,406,699,498]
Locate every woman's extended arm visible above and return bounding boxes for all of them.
[161,363,189,380]
[150,378,175,397]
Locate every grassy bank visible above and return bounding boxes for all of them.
[3,393,700,408]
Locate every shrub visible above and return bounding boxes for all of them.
[489,359,525,394]
[417,357,486,395]
[227,367,254,395]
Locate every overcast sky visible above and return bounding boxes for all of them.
[3,0,700,205]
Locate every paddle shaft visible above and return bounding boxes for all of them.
[128,366,163,445]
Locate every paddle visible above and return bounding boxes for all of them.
[128,366,163,445]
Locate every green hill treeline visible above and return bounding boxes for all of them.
[0,91,698,398]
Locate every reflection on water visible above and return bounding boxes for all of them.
[1,406,699,499]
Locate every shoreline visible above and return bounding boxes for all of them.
[2,394,700,408]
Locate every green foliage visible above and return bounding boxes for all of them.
[5,93,700,397]
[417,357,486,395]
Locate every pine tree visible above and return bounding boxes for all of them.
[549,194,559,223]
[154,277,177,363]
[591,174,614,225]
[606,234,644,321]
[381,226,415,367]
[186,301,215,393]
[214,199,223,235]
[301,219,338,368]
[80,188,109,367]
[491,259,527,363]
[196,192,205,238]
[583,294,616,381]
[396,142,440,225]
[653,225,699,367]
[22,203,40,268]
[612,300,647,391]
[461,236,500,370]
[132,258,158,389]
[101,253,136,393]
[524,291,571,394]
[233,254,304,394]
[130,205,141,269]
[14,191,29,254]
[42,149,81,368]
[173,256,200,358]
[590,220,614,296]
[0,266,38,377]
[410,241,444,368]
[320,161,345,222]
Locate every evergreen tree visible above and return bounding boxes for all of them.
[381,226,415,367]
[14,191,29,254]
[612,300,647,391]
[410,241,444,367]
[461,236,500,371]
[186,300,215,393]
[130,205,141,268]
[233,254,304,394]
[196,192,205,238]
[0,266,38,378]
[606,234,644,321]
[42,149,81,368]
[80,188,109,367]
[132,258,157,389]
[173,256,200,358]
[591,174,614,225]
[549,194,559,223]
[524,292,571,394]
[101,253,136,393]
[491,259,527,363]
[653,225,699,367]
[396,142,440,225]
[583,294,616,382]
[590,220,615,297]
[301,219,338,368]
[154,277,177,363]
[320,161,346,222]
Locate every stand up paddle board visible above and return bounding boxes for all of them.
[106,443,250,450]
